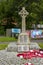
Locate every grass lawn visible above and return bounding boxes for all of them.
[38,43,43,49]
[0,37,17,50]
[0,37,17,42]
[0,44,8,50]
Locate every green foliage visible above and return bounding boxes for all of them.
[0,22,5,35]
[0,0,43,29]
[0,29,5,35]
[0,37,17,42]
[39,43,43,49]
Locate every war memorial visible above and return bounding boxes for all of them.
[0,7,43,65]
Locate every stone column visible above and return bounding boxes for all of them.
[22,16,26,32]
[19,7,29,32]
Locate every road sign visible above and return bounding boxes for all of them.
[12,28,21,33]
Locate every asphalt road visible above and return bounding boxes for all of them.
[31,39,43,43]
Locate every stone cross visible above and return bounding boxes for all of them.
[19,7,29,32]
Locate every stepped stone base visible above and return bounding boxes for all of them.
[6,42,18,52]
[6,42,40,52]
[18,33,30,45]
[29,42,40,50]
[18,45,29,52]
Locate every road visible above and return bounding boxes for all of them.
[31,39,43,43]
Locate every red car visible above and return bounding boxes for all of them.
[24,62,34,65]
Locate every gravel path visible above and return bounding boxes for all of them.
[0,50,43,65]
[0,42,42,65]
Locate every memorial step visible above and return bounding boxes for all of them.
[18,45,29,52]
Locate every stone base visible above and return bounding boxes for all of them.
[6,42,18,52]
[18,32,30,45]
[6,42,40,52]
[18,45,29,52]
[29,42,40,50]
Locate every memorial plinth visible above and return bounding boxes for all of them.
[18,7,30,52]
[18,33,30,52]
[18,33,30,45]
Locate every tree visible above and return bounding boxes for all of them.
[0,0,43,29]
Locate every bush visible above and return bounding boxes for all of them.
[0,25,5,35]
